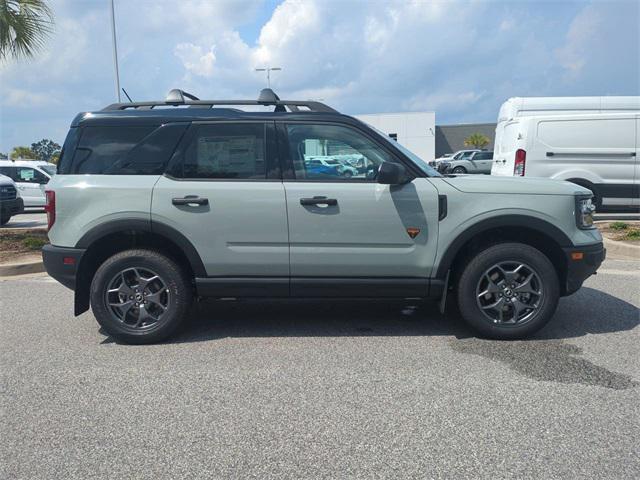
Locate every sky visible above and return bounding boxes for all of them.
[0,0,638,153]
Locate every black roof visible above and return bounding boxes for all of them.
[72,88,347,127]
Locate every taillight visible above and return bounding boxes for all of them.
[514,149,526,176]
[45,190,56,230]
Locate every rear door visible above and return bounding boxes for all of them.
[492,121,520,176]
[280,122,440,296]
[151,121,289,281]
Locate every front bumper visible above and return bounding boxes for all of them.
[1,197,24,217]
[42,244,85,290]
[563,242,605,295]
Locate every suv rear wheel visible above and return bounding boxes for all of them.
[90,249,193,344]
[456,243,559,339]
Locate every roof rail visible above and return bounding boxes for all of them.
[102,88,338,113]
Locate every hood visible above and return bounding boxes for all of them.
[0,174,15,186]
[441,174,591,196]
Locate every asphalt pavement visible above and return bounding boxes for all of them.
[2,211,47,229]
[1,258,639,479]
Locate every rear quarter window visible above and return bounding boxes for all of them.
[61,124,187,175]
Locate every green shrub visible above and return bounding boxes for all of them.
[622,229,640,241]
[610,221,629,231]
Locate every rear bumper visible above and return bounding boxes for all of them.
[1,197,23,217]
[563,242,605,295]
[42,244,85,290]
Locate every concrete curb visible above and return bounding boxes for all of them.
[0,256,45,277]
[602,237,640,260]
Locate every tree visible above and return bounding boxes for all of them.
[0,152,7,160]
[49,151,60,165]
[0,0,54,61]
[463,133,490,149]
[10,145,36,159]
[31,138,60,162]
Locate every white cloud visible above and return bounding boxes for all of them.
[3,88,61,107]
[174,43,216,78]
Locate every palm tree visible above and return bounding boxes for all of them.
[463,133,490,149]
[0,0,53,61]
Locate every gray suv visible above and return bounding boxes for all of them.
[43,89,604,344]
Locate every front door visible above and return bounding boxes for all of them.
[280,122,440,295]
[152,122,289,280]
[11,166,47,207]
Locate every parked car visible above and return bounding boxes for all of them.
[430,149,479,167]
[305,156,359,177]
[444,151,494,174]
[304,159,341,177]
[0,160,56,208]
[43,88,604,344]
[0,174,24,225]
[491,112,639,210]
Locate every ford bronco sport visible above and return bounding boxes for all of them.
[42,89,605,344]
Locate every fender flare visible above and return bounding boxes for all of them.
[75,218,207,276]
[435,214,572,278]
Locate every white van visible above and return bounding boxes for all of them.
[0,160,56,208]
[491,113,639,210]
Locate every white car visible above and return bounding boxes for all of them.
[0,160,56,208]
[431,149,479,167]
[491,112,639,210]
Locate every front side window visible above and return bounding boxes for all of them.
[181,123,266,179]
[286,124,393,181]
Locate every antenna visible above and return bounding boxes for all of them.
[122,88,133,102]
[255,67,282,88]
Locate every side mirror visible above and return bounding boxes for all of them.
[376,162,408,185]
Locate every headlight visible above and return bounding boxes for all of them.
[575,196,596,229]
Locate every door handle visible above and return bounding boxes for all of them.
[172,195,209,206]
[300,196,338,206]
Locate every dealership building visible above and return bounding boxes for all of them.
[355,112,436,163]
[355,112,495,162]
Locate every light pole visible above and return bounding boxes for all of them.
[255,67,282,89]
[110,0,121,102]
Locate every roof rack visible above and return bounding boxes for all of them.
[102,88,338,113]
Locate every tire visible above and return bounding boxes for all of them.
[343,171,353,179]
[90,249,193,344]
[0,215,9,226]
[452,166,467,174]
[456,243,559,339]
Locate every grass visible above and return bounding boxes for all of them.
[22,236,48,250]
[609,221,629,231]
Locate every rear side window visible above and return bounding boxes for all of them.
[181,123,266,179]
[103,124,188,175]
[70,126,155,174]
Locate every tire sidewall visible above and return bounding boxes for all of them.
[453,167,466,174]
[457,243,559,339]
[90,250,192,344]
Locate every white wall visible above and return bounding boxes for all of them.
[355,112,436,163]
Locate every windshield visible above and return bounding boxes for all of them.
[370,126,441,177]
[39,165,57,176]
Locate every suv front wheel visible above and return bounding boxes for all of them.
[457,243,559,339]
[90,249,193,344]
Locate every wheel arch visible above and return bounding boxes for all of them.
[73,219,206,316]
[436,215,572,294]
